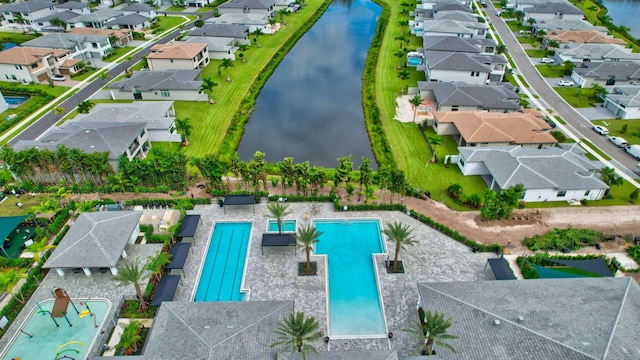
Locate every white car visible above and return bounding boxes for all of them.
[557,79,574,86]
[609,136,628,148]
[540,58,554,64]
[593,125,609,135]
[51,74,66,81]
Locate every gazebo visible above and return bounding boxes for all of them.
[222,195,255,214]
[43,211,142,276]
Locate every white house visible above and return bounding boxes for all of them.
[147,42,210,71]
[182,36,237,60]
[109,70,208,102]
[188,23,251,45]
[121,3,157,19]
[418,82,521,112]
[218,0,276,19]
[424,51,506,84]
[22,33,113,61]
[32,11,80,32]
[206,13,271,34]
[457,144,609,202]
[571,61,640,88]
[68,9,123,29]
[522,2,583,25]
[104,13,152,31]
[0,0,57,31]
[603,86,640,119]
[0,46,72,83]
[554,43,640,64]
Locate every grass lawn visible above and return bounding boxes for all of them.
[535,64,565,78]
[102,47,136,62]
[0,194,50,216]
[592,119,640,146]
[165,6,185,11]
[71,67,100,81]
[580,138,611,160]
[152,16,188,34]
[151,142,182,152]
[0,32,38,44]
[555,87,599,108]
[525,49,551,58]
[505,20,529,33]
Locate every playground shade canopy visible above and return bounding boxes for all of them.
[166,242,191,270]
[151,275,180,306]
[487,258,517,280]
[540,258,614,278]
[0,215,28,242]
[261,234,296,255]
[223,195,255,205]
[177,214,201,238]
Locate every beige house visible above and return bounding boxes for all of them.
[69,27,133,47]
[0,47,72,83]
[433,109,557,148]
[542,30,626,49]
[147,43,210,71]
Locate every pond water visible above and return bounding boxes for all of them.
[599,0,640,39]
[237,0,380,168]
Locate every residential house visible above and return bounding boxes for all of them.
[147,43,210,71]
[182,36,237,60]
[32,11,80,32]
[533,19,608,34]
[522,2,584,25]
[416,278,640,359]
[418,0,471,10]
[514,0,570,11]
[424,51,506,84]
[104,13,151,31]
[603,86,640,119]
[554,43,640,64]
[206,13,271,34]
[542,30,626,49]
[55,2,91,15]
[43,211,142,277]
[22,32,113,61]
[423,35,497,54]
[433,109,557,148]
[72,101,182,142]
[571,61,640,88]
[418,82,520,112]
[0,0,57,31]
[421,19,487,38]
[185,0,211,8]
[69,27,133,47]
[457,143,608,202]
[109,70,208,102]
[68,9,123,28]
[121,3,157,19]
[188,23,251,45]
[218,0,276,19]
[11,121,151,171]
[0,46,72,83]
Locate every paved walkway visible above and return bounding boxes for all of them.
[575,106,615,121]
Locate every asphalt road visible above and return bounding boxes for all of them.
[7,12,213,147]
[485,3,639,177]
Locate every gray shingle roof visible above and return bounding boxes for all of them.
[34,10,80,22]
[71,9,123,23]
[218,0,275,9]
[458,144,609,190]
[122,3,154,12]
[72,101,176,131]
[527,2,583,15]
[56,2,89,9]
[573,61,640,80]
[104,13,149,26]
[0,0,53,13]
[109,70,202,92]
[188,23,249,38]
[432,2,471,12]
[604,86,640,107]
[416,278,640,359]
[535,19,608,32]
[183,35,234,51]
[22,33,106,50]
[434,10,478,23]
[426,51,491,72]
[281,350,399,360]
[43,211,141,268]
[418,82,520,109]
[423,35,482,53]
[557,43,640,61]
[422,19,479,35]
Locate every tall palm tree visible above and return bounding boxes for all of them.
[218,58,235,82]
[409,94,422,123]
[428,135,443,163]
[393,50,405,70]
[50,17,66,31]
[266,202,293,234]
[237,44,249,63]
[146,252,171,284]
[251,28,263,48]
[397,69,410,94]
[383,221,417,269]
[13,14,26,33]
[402,310,458,355]
[270,312,323,359]
[394,34,408,50]
[112,258,148,311]
[294,223,323,274]
[198,77,218,104]
[175,117,192,146]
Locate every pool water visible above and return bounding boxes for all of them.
[4,95,30,106]
[195,222,251,301]
[1,298,110,360]
[315,219,386,337]
[267,219,296,233]
[408,57,423,66]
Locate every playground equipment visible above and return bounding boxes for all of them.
[55,340,85,360]
[79,310,97,328]
[40,288,80,327]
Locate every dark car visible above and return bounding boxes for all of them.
[545,117,556,128]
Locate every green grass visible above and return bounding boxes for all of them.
[71,67,100,81]
[0,95,47,122]
[525,49,551,58]
[593,119,640,146]
[102,47,136,62]
[152,16,188,33]
[0,194,50,216]
[555,87,600,108]
[580,138,612,160]
[165,6,185,11]
[553,116,566,125]
[0,82,68,97]
[535,64,565,78]
[151,142,182,153]
[0,32,38,44]
[517,75,529,88]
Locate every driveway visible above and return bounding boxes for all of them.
[576,106,616,121]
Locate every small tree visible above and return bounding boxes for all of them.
[116,320,143,355]
[237,44,249,63]
[266,202,293,234]
[480,184,525,220]
[175,117,192,146]
[145,252,171,284]
[294,223,323,274]
[402,310,458,355]
[112,258,149,311]
[409,94,422,123]
[251,28,263,48]
[428,135,443,163]
[77,100,93,114]
[198,77,218,104]
[218,58,234,82]
[270,312,323,359]
[383,221,417,270]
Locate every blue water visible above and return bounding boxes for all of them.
[408,57,423,66]
[315,219,386,337]
[1,42,16,50]
[195,222,251,301]
[267,219,296,232]
[4,95,30,105]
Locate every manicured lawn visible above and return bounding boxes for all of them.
[165,6,185,11]
[152,142,182,152]
[0,194,50,216]
[580,138,611,160]
[102,47,136,62]
[151,16,188,34]
[0,96,47,122]
[593,119,640,146]
[505,20,530,33]
[71,67,100,81]
[525,49,551,58]
[555,87,599,108]
[535,64,565,78]
[0,82,69,97]
[0,32,38,44]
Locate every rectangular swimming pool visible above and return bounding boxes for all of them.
[194,222,251,301]
[267,219,296,233]
[315,219,387,338]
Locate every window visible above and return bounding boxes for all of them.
[170,59,174,63]
[30,63,37,69]
[14,65,22,70]
[557,191,567,197]
[139,129,145,137]
[10,75,16,80]
[584,190,590,196]
[161,90,170,97]
[4,75,8,80]
[3,12,9,15]
[451,106,459,112]
[459,157,465,166]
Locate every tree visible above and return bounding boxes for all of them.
[409,94,422,123]
[563,60,575,75]
[547,40,559,50]
[598,167,623,191]
[218,58,234,82]
[77,100,93,114]
[394,34,408,50]
[294,223,323,274]
[358,157,373,202]
[145,252,171,284]
[397,69,410,94]
[591,83,606,102]
[398,19,409,32]
[527,17,536,26]
[237,44,249,63]
[383,221,417,269]
[333,156,352,198]
[496,44,508,54]
[266,202,293,234]
[50,17,66,31]
[251,28,263,48]
[428,135,443,163]
[112,258,148,311]
[175,117,192,145]
[270,312,323,359]
[480,184,525,220]
[198,77,218,104]
[393,50,405,70]
[402,310,458,355]
[194,20,204,27]
[13,14,26,33]
[116,320,143,355]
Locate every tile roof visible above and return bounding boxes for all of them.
[69,27,131,39]
[418,82,520,109]
[544,30,626,45]
[43,211,142,268]
[149,42,207,59]
[416,278,640,359]
[0,46,70,65]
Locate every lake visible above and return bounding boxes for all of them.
[237,0,380,168]
[599,0,640,39]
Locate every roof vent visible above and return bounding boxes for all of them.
[85,130,91,133]
[203,325,210,329]
[493,319,501,326]
[518,316,524,322]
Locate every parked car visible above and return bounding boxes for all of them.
[287,3,300,11]
[480,1,487,7]
[557,79,574,86]
[625,145,640,160]
[593,125,609,135]
[540,58,554,64]
[609,136,628,148]
[545,117,556,128]
[51,74,66,81]
[495,11,502,16]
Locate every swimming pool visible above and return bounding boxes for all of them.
[194,222,251,301]
[267,219,296,233]
[315,219,387,338]
[1,298,110,360]
[407,51,424,66]
[4,95,30,106]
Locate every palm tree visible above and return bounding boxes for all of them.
[13,14,26,33]
[266,202,293,234]
[175,117,192,146]
[116,320,143,355]
[294,223,323,274]
[112,258,149,311]
[251,28,263,48]
[397,69,410,94]
[198,77,218,104]
[77,100,93,114]
[598,167,623,194]
[428,135,443,163]
[409,94,422,123]
[145,252,171,284]
[50,18,66,31]
[383,221,417,269]
[218,58,234,82]
[270,312,323,359]
[402,310,458,355]
[393,50,405,70]
[237,44,249,63]
[394,34,408,50]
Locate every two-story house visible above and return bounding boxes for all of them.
[68,9,123,29]
[22,33,113,61]
[0,46,72,83]
[424,51,506,84]
[121,3,156,19]
[417,81,520,112]
[188,24,251,45]
[522,2,584,25]
[147,43,210,71]
[218,0,276,19]
[0,0,57,31]
[69,27,133,47]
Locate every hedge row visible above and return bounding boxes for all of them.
[14,182,174,195]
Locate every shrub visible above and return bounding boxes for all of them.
[522,227,604,251]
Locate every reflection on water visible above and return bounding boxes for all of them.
[237,0,380,168]
[599,0,640,39]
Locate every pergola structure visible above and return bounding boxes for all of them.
[222,195,255,214]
